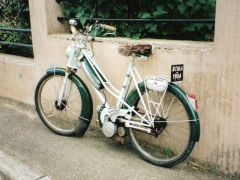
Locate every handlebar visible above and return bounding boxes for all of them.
[69,19,79,34]
[69,19,116,35]
[70,26,78,34]
[98,24,116,31]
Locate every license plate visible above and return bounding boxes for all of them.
[171,64,184,82]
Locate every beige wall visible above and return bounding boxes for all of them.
[0,0,239,174]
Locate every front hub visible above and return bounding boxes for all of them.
[55,100,67,111]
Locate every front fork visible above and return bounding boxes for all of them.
[57,67,72,106]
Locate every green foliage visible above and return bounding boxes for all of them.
[60,0,216,41]
[0,0,33,57]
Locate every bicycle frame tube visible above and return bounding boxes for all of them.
[80,51,152,127]
[116,63,132,108]
[82,49,120,94]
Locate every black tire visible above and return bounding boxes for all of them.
[35,71,93,136]
[128,83,196,167]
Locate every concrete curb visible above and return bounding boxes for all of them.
[0,150,51,180]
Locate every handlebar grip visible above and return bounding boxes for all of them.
[99,24,116,31]
[70,26,78,34]
[69,19,79,34]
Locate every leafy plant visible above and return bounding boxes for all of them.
[162,147,174,157]
[0,0,33,57]
[59,0,216,41]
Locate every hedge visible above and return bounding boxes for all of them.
[60,0,216,41]
[0,0,33,57]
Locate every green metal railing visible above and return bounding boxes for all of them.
[57,17,215,24]
[0,27,33,49]
[56,0,215,24]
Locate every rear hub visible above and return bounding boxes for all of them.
[152,117,167,137]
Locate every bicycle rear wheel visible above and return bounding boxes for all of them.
[35,71,93,136]
[128,83,196,167]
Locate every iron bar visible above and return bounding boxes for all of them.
[0,41,33,48]
[0,28,32,49]
[57,17,215,24]
[0,27,31,33]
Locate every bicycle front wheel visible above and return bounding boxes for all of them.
[128,83,197,167]
[35,70,93,136]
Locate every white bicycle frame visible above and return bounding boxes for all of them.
[81,48,155,130]
[58,35,172,133]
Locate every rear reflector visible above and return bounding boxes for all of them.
[187,93,198,110]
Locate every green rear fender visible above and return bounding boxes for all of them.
[46,68,93,136]
[125,82,200,142]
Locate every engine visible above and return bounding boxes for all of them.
[98,107,129,138]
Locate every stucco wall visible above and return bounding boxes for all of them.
[0,0,239,174]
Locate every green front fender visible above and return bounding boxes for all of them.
[46,68,93,136]
[125,82,200,142]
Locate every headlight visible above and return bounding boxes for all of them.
[66,45,80,69]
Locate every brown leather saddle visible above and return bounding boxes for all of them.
[118,44,152,57]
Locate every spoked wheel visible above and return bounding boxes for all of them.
[128,84,196,167]
[35,71,93,136]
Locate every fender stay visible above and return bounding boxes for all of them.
[125,82,200,142]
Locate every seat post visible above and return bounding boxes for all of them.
[130,55,136,64]
[116,58,135,109]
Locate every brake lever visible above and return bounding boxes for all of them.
[84,25,93,34]
[103,32,116,37]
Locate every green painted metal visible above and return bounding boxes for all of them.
[0,27,31,33]
[0,41,33,48]
[0,28,33,50]
[57,17,215,24]
[81,56,104,89]
[125,82,200,142]
[168,83,200,141]
[46,68,93,135]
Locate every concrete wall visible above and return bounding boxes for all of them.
[0,0,239,174]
